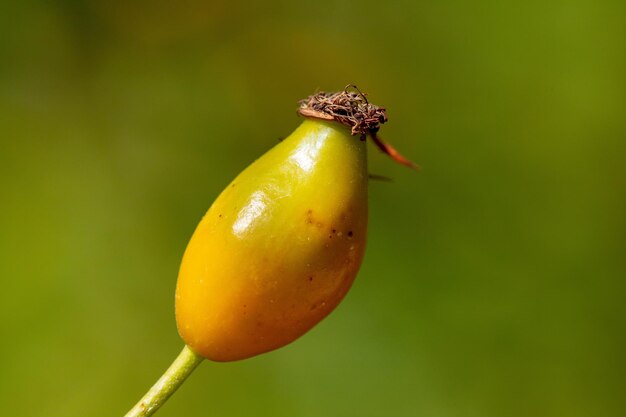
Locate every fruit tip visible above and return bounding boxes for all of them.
[297,86,419,170]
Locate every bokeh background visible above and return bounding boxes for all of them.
[1,1,624,416]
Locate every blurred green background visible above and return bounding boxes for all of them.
[1,1,624,416]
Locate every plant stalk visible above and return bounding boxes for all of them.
[124,345,203,417]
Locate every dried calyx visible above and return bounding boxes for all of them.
[298,85,418,169]
[298,86,388,136]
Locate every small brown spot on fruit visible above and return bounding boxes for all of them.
[305,210,324,228]
[348,230,353,237]
[308,276,314,282]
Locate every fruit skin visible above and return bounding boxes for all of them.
[175,119,368,361]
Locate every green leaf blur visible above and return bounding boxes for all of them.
[0,1,624,416]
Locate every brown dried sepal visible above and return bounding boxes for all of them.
[297,86,418,170]
[297,86,388,136]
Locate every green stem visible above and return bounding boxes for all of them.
[124,345,204,417]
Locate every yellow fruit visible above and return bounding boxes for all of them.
[125,88,415,417]
[175,87,415,362]
[175,118,368,361]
